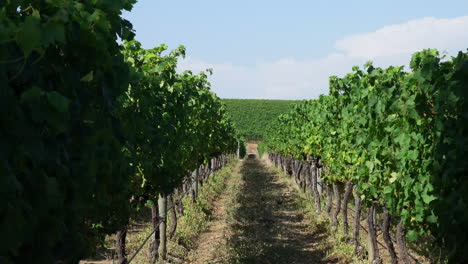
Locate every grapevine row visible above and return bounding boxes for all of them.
[0,1,239,263]
[262,50,468,263]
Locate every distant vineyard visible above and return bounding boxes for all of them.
[223,99,299,140]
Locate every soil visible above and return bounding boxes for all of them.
[187,143,337,264]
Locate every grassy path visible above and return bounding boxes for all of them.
[188,143,339,264]
[184,161,242,264]
[226,155,334,264]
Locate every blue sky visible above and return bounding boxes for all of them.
[123,1,468,99]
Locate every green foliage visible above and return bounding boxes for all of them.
[0,2,238,263]
[0,1,136,262]
[120,41,237,197]
[262,49,468,262]
[239,140,247,159]
[223,99,298,140]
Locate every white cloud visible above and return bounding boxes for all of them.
[335,16,468,59]
[178,16,468,99]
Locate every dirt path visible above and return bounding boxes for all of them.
[188,143,335,264]
[228,152,335,263]
[246,141,259,157]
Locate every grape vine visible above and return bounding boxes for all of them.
[0,1,238,263]
[262,49,468,262]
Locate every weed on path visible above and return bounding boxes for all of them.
[226,154,337,264]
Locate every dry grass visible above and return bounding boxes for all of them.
[223,152,343,263]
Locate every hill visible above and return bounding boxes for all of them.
[222,99,299,140]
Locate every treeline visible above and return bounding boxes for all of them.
[0,1,238,263]
[223,99,298,140]
[261,50,467,263]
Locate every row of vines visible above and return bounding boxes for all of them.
[0,1,239,263]
[262,50,467,263]
[119,153,234,264]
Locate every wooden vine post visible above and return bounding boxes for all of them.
[158,194,167,262]
[352,185,364,255]
[342,180,353,236]
[382,206,397,264]
[367,202,382,264]
[115,226,128,264]
[331,183,341,227]
[147,201,160,261]
[168,193,177,239]
[192,168,198,203]
[310,160,321,212]
[397,219,411,264]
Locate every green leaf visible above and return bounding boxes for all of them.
[42,22,65,45]
[21,86,42,102]
[16,16,42,56]
[422,193,436,204]
[365,161,374,172]
[396,133,411,147]
[406,230,418,242]
[426,214,438,223]
[383,186,392,194]
[80,71,94,82]
[145,200,154,207]
[46,91,70,113]
[407,150,418,161]
[389,172,399,183]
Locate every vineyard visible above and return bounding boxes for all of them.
[223,99,298,140]
[0,1,238,263]
[1,1,467,264]
[261,50,468,263]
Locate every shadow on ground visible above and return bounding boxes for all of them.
[227,155,337,264]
